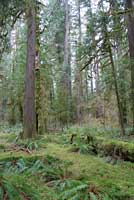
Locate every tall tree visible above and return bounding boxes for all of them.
[59,0,72,126]
[100,2,125,135]
[23,1,36,138]
[35,3,41,134]
[63,0,71,98]
[110,0,128,126]
[75,0,84,124]
[125,0,134,132]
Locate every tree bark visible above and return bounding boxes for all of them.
[35,6,40,134]
[108,41,125,135]
[110,0,128,126]
[76,0,83,124]
[125,0,134,132]
[63,0,72,125]
[91,67,93,94]
[23,1,36,138]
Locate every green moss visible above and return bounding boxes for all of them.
[0,132,134,199]
[0,144,5,149]
[43,143,134,198]
[97,138,134,161]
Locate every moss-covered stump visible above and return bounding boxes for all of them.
[68,132,134,162]
[96,137,134,162]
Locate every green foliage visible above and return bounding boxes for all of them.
[79,144,93,154]
[4,158,28,173]
[0,0,134,199]
[69,141,95,155]
[64,126,99,140]
[0,174,41,200]
[29,159,44,173]
[0,130,134,199]
[0,154,72,185]
[97,139,134,162]
[41,155,72,182]
[0,158,43,174]
[27,141,39,151]
[15,139,42,151]
[0,144,5,150]
[0,124,22,136]
[64,126,97,155]
[54,179,99,200]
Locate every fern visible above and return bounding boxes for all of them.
[29,159,44,173]
[79,144,92,154]
[0,186,4,199]
[90,192,98,200]
[4,158,28,174]
[102,194,112,200]
[0,174,42,200]
[27,141,39,151]
[53,179,98,200]
[60,184,88,199]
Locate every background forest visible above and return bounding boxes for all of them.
[0,1,134,200]
[0,0,134,137]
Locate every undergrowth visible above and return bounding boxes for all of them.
[0,174,41,200]
[0,126,133,200]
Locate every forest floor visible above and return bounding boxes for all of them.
[0,126,134,200]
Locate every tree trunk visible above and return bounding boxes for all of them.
[91,67,93,94]
[125,0,134,132]
[111,0,128,126]
[108,41,125,135]
[23,1,36,138]
[63,0,72,125]
[18,101,23,123]
[76,0,83,124]
[101,0,125,135]
[35,6,41,134]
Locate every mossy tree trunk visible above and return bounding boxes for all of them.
[23,1,36,138]
[35,4,41,134]
[75,0,83,125]
[62,0,72,126]
[108,41,125,136]
[125,0,134,133]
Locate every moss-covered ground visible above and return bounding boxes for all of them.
[0,131,134,200]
